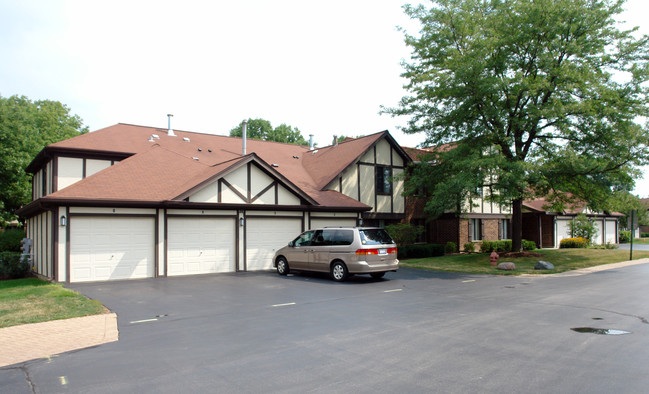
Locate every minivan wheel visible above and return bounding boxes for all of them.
[276,257,289,276]
[330,261,348,282]
[370,272,385,279]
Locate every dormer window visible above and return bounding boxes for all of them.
[376,166,392,195]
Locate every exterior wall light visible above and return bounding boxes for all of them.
[60,215,67,227]
[239,217,244,227]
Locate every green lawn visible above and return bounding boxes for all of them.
[0,278,106,328]
[629,238,649,245]
[400,248,649,276]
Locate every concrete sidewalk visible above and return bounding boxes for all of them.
[0,313,118,367]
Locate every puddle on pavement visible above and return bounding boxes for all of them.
[571,327,631,335]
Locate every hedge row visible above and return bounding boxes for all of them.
[0,229,25,252]
[0,252,31,279]
[479,239,537,253]
[397,244,445,259]
[560,237,589,248]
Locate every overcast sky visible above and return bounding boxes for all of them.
[1,0,648,197]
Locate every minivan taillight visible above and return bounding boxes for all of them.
[356,248,397,255]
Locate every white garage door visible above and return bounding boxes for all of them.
[246,217,302,271]
[309,217,357,230]
[167,217,236,276]
[605,220,617,244]
[592,219,604,245]
[556,219,571,247]
[70,216,155,282]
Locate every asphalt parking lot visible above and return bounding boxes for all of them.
[3,264,649,393]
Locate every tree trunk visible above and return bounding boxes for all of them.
[512,198,523,252]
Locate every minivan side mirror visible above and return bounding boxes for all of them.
[288,241,294,247]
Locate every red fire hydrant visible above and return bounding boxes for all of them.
[490,251,499,266]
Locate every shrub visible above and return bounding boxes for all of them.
[385,223,424,246]
[641,232,649,238]
[0,229,26,252]
[397,244,444,259]
[480,240,513,253]
[0,252,31,279]
[568,214,598,244]
[464,242,475,253]
[522,239,537,251]
[560,237,589,248]
[479,241,492,253]
[619,230,631,243]
[591,243,618,250]
[444,242,457,254]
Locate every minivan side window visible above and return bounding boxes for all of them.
[330,230,354,245]
[311,229,354,246]
[293,231,314,247]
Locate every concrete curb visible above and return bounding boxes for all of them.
[521,258,649,278]
[0,313,118,368]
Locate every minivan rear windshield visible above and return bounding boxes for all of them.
[359,229,394,245]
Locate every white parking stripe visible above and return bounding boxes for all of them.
[272,302,296,307]
[130,318,158,324]
[384,289,402,293]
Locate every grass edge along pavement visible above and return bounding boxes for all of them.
[0,277,107,328]
[400,248,649,276]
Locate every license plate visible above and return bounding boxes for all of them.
[378,249,387,255]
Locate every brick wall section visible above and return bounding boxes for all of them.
[459,218,469,247]
[426,217,460,245]
[483,219,499,241]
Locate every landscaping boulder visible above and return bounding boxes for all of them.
[497,262,516,271]
[535,261,554,270]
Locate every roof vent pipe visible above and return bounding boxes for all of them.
[242,119,247,156]
[333,135,338,146]
[167,114,176,136]
[309,134,314,150]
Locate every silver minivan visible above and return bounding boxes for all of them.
[273,227,399,282]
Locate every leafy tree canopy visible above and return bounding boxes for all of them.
[0,95,88,225]
[608,191,649,228]
[230,118,308,145]
[385,0,649,250]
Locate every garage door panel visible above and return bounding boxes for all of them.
[246,218,302,271]
[310,218,357,229]
[70,217,155,282]
[167,217,236,276]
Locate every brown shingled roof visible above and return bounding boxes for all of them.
[28,123,400,210]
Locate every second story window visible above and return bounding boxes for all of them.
[376,166,392,195]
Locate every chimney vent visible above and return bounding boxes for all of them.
[309,134,314,150]
[242,120,248,155]
[333,135,338,146]
[167,114,176,136]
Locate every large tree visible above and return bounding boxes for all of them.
[230,118,308,145]
[386,0,649,250]
[0,95,88,225]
